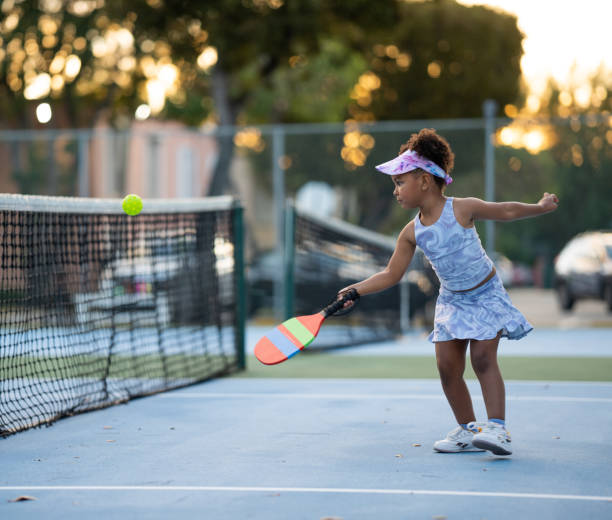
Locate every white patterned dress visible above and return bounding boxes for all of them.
[415,197,533,343]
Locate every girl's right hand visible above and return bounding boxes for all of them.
[337,287,358,309]
[538,192,559,213]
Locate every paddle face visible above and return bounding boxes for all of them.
[254,313,325,365]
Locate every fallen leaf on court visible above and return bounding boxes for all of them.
[106,439,116,443]
[395,454,403,458]
[103,426,113,430]
[9,496,37,502]
[412,443,422,447]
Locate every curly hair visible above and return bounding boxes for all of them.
[399,128,455,190]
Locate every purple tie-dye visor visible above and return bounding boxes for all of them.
[375,150,452,185]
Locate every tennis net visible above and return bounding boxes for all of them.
[285,203,409,348]
[0,194,245,437]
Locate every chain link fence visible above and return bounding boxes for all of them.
[1,112,610,305]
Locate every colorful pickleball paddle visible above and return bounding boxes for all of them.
[254,289,360,365]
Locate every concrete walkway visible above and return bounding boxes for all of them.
[507,288,612,329]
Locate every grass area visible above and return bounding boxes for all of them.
[241,354,612,382]
[3,354,610,382]
[0,355,238,380]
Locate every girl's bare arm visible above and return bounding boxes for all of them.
[458,192,559,222]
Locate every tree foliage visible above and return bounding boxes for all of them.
[1,0,526,203]
[491,71,611,273]
[357,0,524,120]
[1,0,523,126]
[539,74,612,245]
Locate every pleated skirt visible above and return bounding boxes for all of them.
[428,274,533,343]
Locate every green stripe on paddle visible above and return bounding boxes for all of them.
[284,318,315,346]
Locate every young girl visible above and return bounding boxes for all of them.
[339,128,559,456]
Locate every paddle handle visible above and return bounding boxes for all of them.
[322,288,360,318]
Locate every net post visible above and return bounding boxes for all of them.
[400,274,411,335]
[232,200,246,370]
[47,135,58,195]
[483,99,497,256]
[273,125,286,322]
[77,132,89,197]
[283,199,296,320]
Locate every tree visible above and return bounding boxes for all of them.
[539,72,612,249]
[353,0,524,121]
[1,0,525,202]
[141,0,399,194]
[477,70,611,281]
[0,0,399,188]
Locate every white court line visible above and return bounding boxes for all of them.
[159,392,612,403]
[0,486,610,502]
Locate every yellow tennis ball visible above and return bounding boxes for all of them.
[122,194,143,216]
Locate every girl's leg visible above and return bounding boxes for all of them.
[435,339,476,424]
[469,332,505,420]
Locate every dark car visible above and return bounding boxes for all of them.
[553,231,612,312]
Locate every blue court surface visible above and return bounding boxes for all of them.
[2,377,611,519]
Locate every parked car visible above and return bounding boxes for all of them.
[73,255,174,327]
[553,231,612,312]
[73,234,234,326]
[511,262,533,287]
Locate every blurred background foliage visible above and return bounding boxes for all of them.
[0,0,610,267]
[0,0,524,126]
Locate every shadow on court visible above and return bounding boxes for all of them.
[1,378,611,519]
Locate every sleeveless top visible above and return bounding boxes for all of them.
[414,197,494,291]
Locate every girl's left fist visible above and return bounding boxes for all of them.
[539,192,559,212]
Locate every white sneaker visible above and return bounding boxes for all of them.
[472,421,512,456]
[433,422,487,453]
